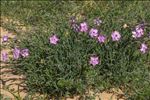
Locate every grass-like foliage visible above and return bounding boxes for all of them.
[12,17,149,98]
[1,1,150,99]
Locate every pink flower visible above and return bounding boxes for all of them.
[97,35,106,43]
[132,25,144,38]
[140,43,148,54]
[80,22,88,32]
[89,56,99,66]
[2,35,8,42]
[111,31,121,41]
[1,52,8,62]
[13,47,20,59]
[49,35,59,45]
[21,49,29,58]
[93,18,102,26]
[132,28,144,38]
[89,28,98,38]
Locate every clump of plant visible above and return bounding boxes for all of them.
[2,16,149,98]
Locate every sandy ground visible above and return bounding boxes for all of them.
[0,26,124,100]
[0,27,27,99]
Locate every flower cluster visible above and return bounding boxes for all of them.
[13,47,29,59]
[1,33,9,62]
[132,24,149,53]
[1,32,29,62]
[49,17,149,67]
[1,17,149,67]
